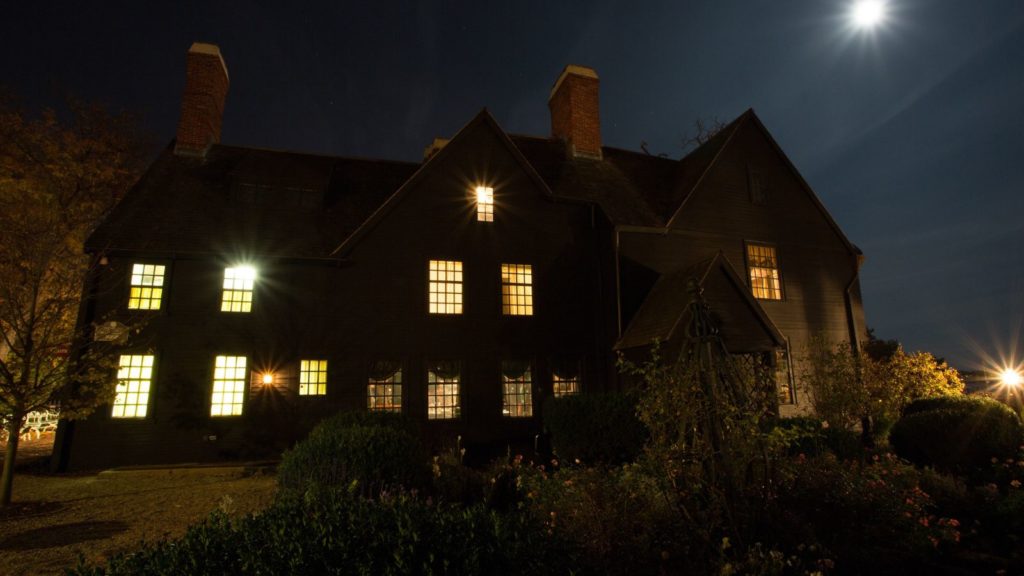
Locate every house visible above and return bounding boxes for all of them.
[53,44,867,470]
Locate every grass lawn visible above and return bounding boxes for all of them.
[0,434,277,576]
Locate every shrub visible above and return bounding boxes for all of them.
[890,396,1023,478]
[277,411,428,498]
[70,492,577,576]
[542,392,647,465]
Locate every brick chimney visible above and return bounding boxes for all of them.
[174,43,229,157]
[548,65,601,159]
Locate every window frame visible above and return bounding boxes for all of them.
[428,260,464,315]
[127,262,167,311]
[500,263,534,316]
[221,266,256,313]
[210,355,248,417]
[475,186,494,222]
[501,361,534,418]
[427,361,461,420]
[744,242,784,301]
[111,353,155,419]
[368,362,403,413]
[299,359,328,396]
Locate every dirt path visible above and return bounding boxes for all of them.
[0,436,277,575]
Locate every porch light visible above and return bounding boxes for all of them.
[261,372,275,386]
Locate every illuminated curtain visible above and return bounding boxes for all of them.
[429,361,460,380]
[369,360,401,381]
[501,360,531,380]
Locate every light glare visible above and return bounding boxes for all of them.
[851,0,886,28]
[261,372,274,386]
[999,368,1022,387]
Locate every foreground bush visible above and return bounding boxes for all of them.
[890,396,1023,478]
[70,492,577,576]
[542,392,647,465]
[277,411,429,498]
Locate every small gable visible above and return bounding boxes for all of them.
[615,252,784,354]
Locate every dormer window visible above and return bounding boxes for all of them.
[476,186,494,222]
[221,266,256,313]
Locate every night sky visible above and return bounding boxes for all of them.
[4,1,1023,370]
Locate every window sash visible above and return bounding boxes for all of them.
[127,263,165,310]
[112,354,154,418]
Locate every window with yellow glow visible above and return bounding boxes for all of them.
[553,374,580,397]
[501,264,533,316]
[747,244,782,300]
[211,355,246,416]
[427,362,460,420]
[127,264,165,310]
[368,362,402,412]
[112,354,153,418]
[428,260,463,314]
[299,360,328,396]
[476,186,493,222]
[502,361,533,417]
[221,266,255,313]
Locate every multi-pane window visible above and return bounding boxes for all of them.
[368,362,402,412]
[428,260,463,314]
[502,362,533,417]
[221,266,256,313]
[299,360,328,396]
[501,264,533,316]
[476,186,494,222]
[747,244,782,300]
[553,373,580,397]
[427,362,460,420]
[211,355,247,416]
[127,264,165,310]
[112,354,154,418]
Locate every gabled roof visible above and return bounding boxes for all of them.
[87,144,418,258]
[615,252,785,353]
[88,107,857,260]
[665,109,859,256]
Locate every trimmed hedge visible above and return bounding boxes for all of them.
[277,411,428,498]
[69,493,578,576]
[890,396,1023,477]
[542,393,647,465]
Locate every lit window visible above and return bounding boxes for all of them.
[127,264,165,310]
[428,260,463,314]
[476,186,494,222]
[427,362,460,420]
[501,264,533,316]
[299,360,328,396]
[553,374,580,398]
[502,361,533,417]
[221,266,256,313]
[211,355,247,416]
[747,244,782,300]
[368,361,402,412]
[112,354,153,418]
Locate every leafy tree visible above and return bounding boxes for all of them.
[0,94,148,505]
[801,336,964,446]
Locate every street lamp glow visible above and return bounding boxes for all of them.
[999,368,1023,387]
[851,1,886,28]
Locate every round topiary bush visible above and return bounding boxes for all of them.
[890,396,1023,478]
[542,392,647,465]
[277,411,429,498]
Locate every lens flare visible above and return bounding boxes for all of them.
[851,1,886,29]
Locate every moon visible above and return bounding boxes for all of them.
[851,0,887,29]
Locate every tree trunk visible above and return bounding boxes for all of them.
[1,412,23,507]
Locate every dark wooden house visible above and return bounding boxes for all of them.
[54,44,866,470]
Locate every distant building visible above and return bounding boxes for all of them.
[54,44,867,470]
